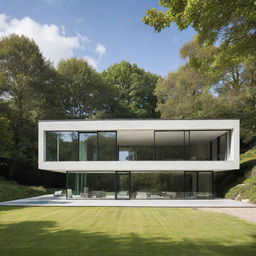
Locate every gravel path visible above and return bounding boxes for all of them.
[198,208,256,224]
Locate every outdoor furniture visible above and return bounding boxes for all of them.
[54,190,62,197]
[136,192,148,199]
[67,189,72,198]
[166,192,176,199]
[150,194,162,199]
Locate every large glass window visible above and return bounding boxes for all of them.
[45,130,230,162]
[45,131,58,161]
[98,132,117,160]
[119,146,153,161]
[45,131,78,161]
[190,131,211,160]
[184,171,213,198]
[155,131,185,160]
[190,131,229,160]
[219,133,227,160]
[117,130,154,161]
[79,132,97,161]
[198,172,213,197]
[58,132,78,161]
[184,172,197,198]
[131,172,184,199]
[67,172,115,199]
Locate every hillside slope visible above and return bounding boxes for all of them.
[225,149,256,203]
[0,177,49,202]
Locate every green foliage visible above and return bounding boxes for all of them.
[155,37,256,146]
[155,64,215,119]
[225,150,256,203]
[0,34,160,187]
[240,148,256,163]
[102,61,160,118]
[0,176,49,202]
[0,34,57,179]
[57,58,111,119]
[0,34,51,120]
[143,0,256,59]
[0,116,13,158]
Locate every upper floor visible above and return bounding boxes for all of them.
[38,119,240,172]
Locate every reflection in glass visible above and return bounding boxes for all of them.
[79,133,97,161]
[131,172,184,199]
[67,173,87,199]
[155,131,185,160]
[119,146,153,161]
[198,172,213,197]
[116,172,130,199]
[190,131,211,160]
[46,131,58,161]
[184,172,197,198]
[67,172,115,199]
[59,132,78,161]
[219,133,227,160]
[98,132,117,160]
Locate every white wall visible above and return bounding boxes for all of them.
[38,119,240,173]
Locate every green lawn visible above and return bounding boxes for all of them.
[0,207,255,256]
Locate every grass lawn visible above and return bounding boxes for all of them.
[0,177,50,202]
[0,207,255,256]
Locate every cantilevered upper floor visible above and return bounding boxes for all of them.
[38,119,240,172]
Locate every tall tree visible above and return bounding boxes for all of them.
[180,38,256,145]
[155,64,215,119]
[57,58,111,119]
[143,0,256,59]
[0,34,52,121]
[0,34,54,179]
[102,61,160,118]
[156,38,256,147]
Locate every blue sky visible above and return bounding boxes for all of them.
[0,0,196,76]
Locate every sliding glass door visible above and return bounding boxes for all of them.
[79,132,97,161]
[115,171,131,199]
[184,171,213,199]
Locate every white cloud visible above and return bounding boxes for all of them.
[0,14,105,68]
[96,43,106,56]
[84,43,106,70]
[84,56,98,69]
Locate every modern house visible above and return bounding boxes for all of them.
[38,119,239,200]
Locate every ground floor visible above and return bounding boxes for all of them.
[66,171,215,200]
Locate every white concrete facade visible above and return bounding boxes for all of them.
[38,119,240,173]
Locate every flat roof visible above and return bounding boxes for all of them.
[39,119,240,122]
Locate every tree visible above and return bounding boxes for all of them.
[102,61,160,118]
[181,38,256,146]
[155,37,256,148]
[0,116,13,158]
[143,0,256,59]
[0,34,52,121]
[155,64,215,119]
[57,58,111,119]
[0,34,56,180]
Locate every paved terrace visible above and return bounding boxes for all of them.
[0,195,255,208]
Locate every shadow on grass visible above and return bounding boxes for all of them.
[0,220,255,256]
